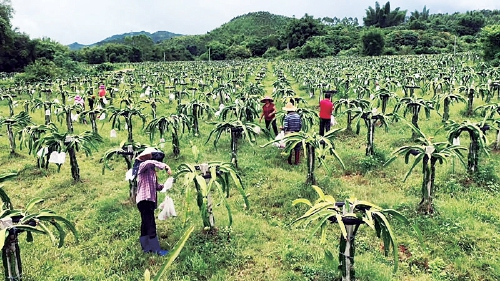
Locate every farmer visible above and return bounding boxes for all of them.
[259,96,278,136]
[319,90,335,136]
[135,147,172,256]
[282,102,302,165]
[98,84,107,108]
[74,95,86,124]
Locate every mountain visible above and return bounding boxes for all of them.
[67,11,290,51]
[67,30,183,50]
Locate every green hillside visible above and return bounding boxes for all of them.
[205,11,291,39]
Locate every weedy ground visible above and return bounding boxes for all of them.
[0,58,499,281]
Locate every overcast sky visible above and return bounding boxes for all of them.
[10,0,500,46]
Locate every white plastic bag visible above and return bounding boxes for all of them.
[160,177,174,193]
[102,97,109,105]
[330,116,337,126]
[125,169,134,181]
[158,196,176,220]
[273,131,286,149]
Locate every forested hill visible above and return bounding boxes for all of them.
[68,30,183,50]
[206,11,291,38]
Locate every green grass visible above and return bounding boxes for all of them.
[1,55,500,280]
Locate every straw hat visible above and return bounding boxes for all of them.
[260,96,273,103]
[282,102,297,112]
[137,147,158,161]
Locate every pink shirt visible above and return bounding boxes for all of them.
[136,160,167,204]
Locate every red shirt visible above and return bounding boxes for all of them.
[99,89,106,97]
[319,99,333,119]
[262,103,276,121]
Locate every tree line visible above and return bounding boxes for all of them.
[1,1,500,81]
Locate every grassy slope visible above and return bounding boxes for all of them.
[0,57,499,281]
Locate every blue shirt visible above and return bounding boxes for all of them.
[284,112,302,132]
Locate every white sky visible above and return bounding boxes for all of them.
[10,0,500,45]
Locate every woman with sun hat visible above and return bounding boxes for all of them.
[259,96,278,136]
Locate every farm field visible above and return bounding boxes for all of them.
[1,53,500,281]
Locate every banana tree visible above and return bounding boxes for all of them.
[445,120,489,174]
[0,173,78,281]
[108,103,147,143]
[385,123,466,214]
[206,120,268,167]
[178,100,213,137]
[34,130,103,181]
[434,92,466,122]
[261,130,345,184]
[175,161,249,230]
[0,112,31,154]
[145,114,191,158]
[293,185,419,281]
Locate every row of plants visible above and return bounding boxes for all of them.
[0,53,499,280]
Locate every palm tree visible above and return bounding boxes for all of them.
[145,114,191,158]
[0,112,31,154]
[445,120,489,174]
[0,174,78,281]
[175,161,249,230]
[35,131,103,181]
[178,100,213,136]
[108,103,147,143]
[206,120,267,167]
[385,124,466,213]
[293,185,419,281]
[262,130,345,184]
[363,1,407,28]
